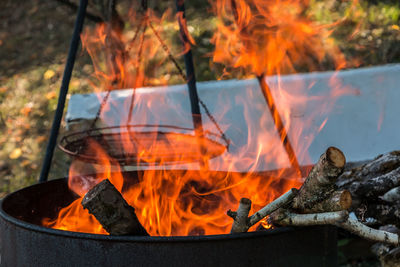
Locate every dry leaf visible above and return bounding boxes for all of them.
[21,160,30,167]
[36,136,47,143]
[9,148,22,159]
[46,91,57,100]
[20,106,32,116]
[43,69,55,80]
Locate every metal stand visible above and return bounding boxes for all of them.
[39,0,215,181]
[175,0,209,169]
[39,0,88,182]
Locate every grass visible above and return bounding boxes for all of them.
[0,0,399,198]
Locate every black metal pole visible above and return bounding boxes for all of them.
[175,0,202,126]
[175,0,209,168]
[257,75,301,176]
[230,0,300,175]
[39,0,88,182]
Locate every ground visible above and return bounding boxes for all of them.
[0,0,399,265]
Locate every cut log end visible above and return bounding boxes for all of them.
[339,190,352,210]
[292,146,346,211]
[327,146,346,169]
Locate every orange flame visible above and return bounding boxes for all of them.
[211,0,348,76]
[43,1,356,236]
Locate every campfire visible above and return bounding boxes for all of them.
[39,0,399,243]
[39,0,351,237]
[1,0,400,265]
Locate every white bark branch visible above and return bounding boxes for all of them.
[248,188,298,227]
[269,208,400,246]
[292,147,346,211]
[382,186,400,203]
[337,216,399,246]
[228,189,298,233]
[269,209,348,226]
[227,198,252,233]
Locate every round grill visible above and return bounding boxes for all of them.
[59,125,228,166]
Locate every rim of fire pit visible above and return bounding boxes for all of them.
[0,178,296,242]
[59,125,229,166]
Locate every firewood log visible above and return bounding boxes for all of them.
[364,202,400,228]
[227,189,297,233]
[227,198,252,233]
[371,225,400,267]
[302,190,352,213]
[292,147,346,211]
[81,179,149,236]
[337,151,400,203]
[382,187,400,203]
[269,208,349,226]
[269,209,399,246]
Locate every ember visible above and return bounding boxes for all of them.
[43,0,356,237]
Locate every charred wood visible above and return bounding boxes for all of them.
[81,179,149,236]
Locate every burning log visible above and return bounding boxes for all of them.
[81,179,149,236]
[227,188,297,233]
[292,147,346,211]
[227,198,252,233]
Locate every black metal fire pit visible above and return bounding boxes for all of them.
[0,171,337,267]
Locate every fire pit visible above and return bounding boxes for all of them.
[7,0,400,265]
[0,170,337,267]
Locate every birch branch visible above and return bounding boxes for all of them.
[269,209,349,226]
[227,188,297,233]
[303,190,352,213]
[248,188,298,227]
[337,216,399,246]
[292,147,346,211]
[269,208,399,246]
[227,198,252,233]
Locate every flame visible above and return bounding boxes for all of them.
[211,0,348,76]
[43,1,357,236]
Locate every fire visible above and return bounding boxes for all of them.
[43,1,356,236]
[211,0,347,76]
